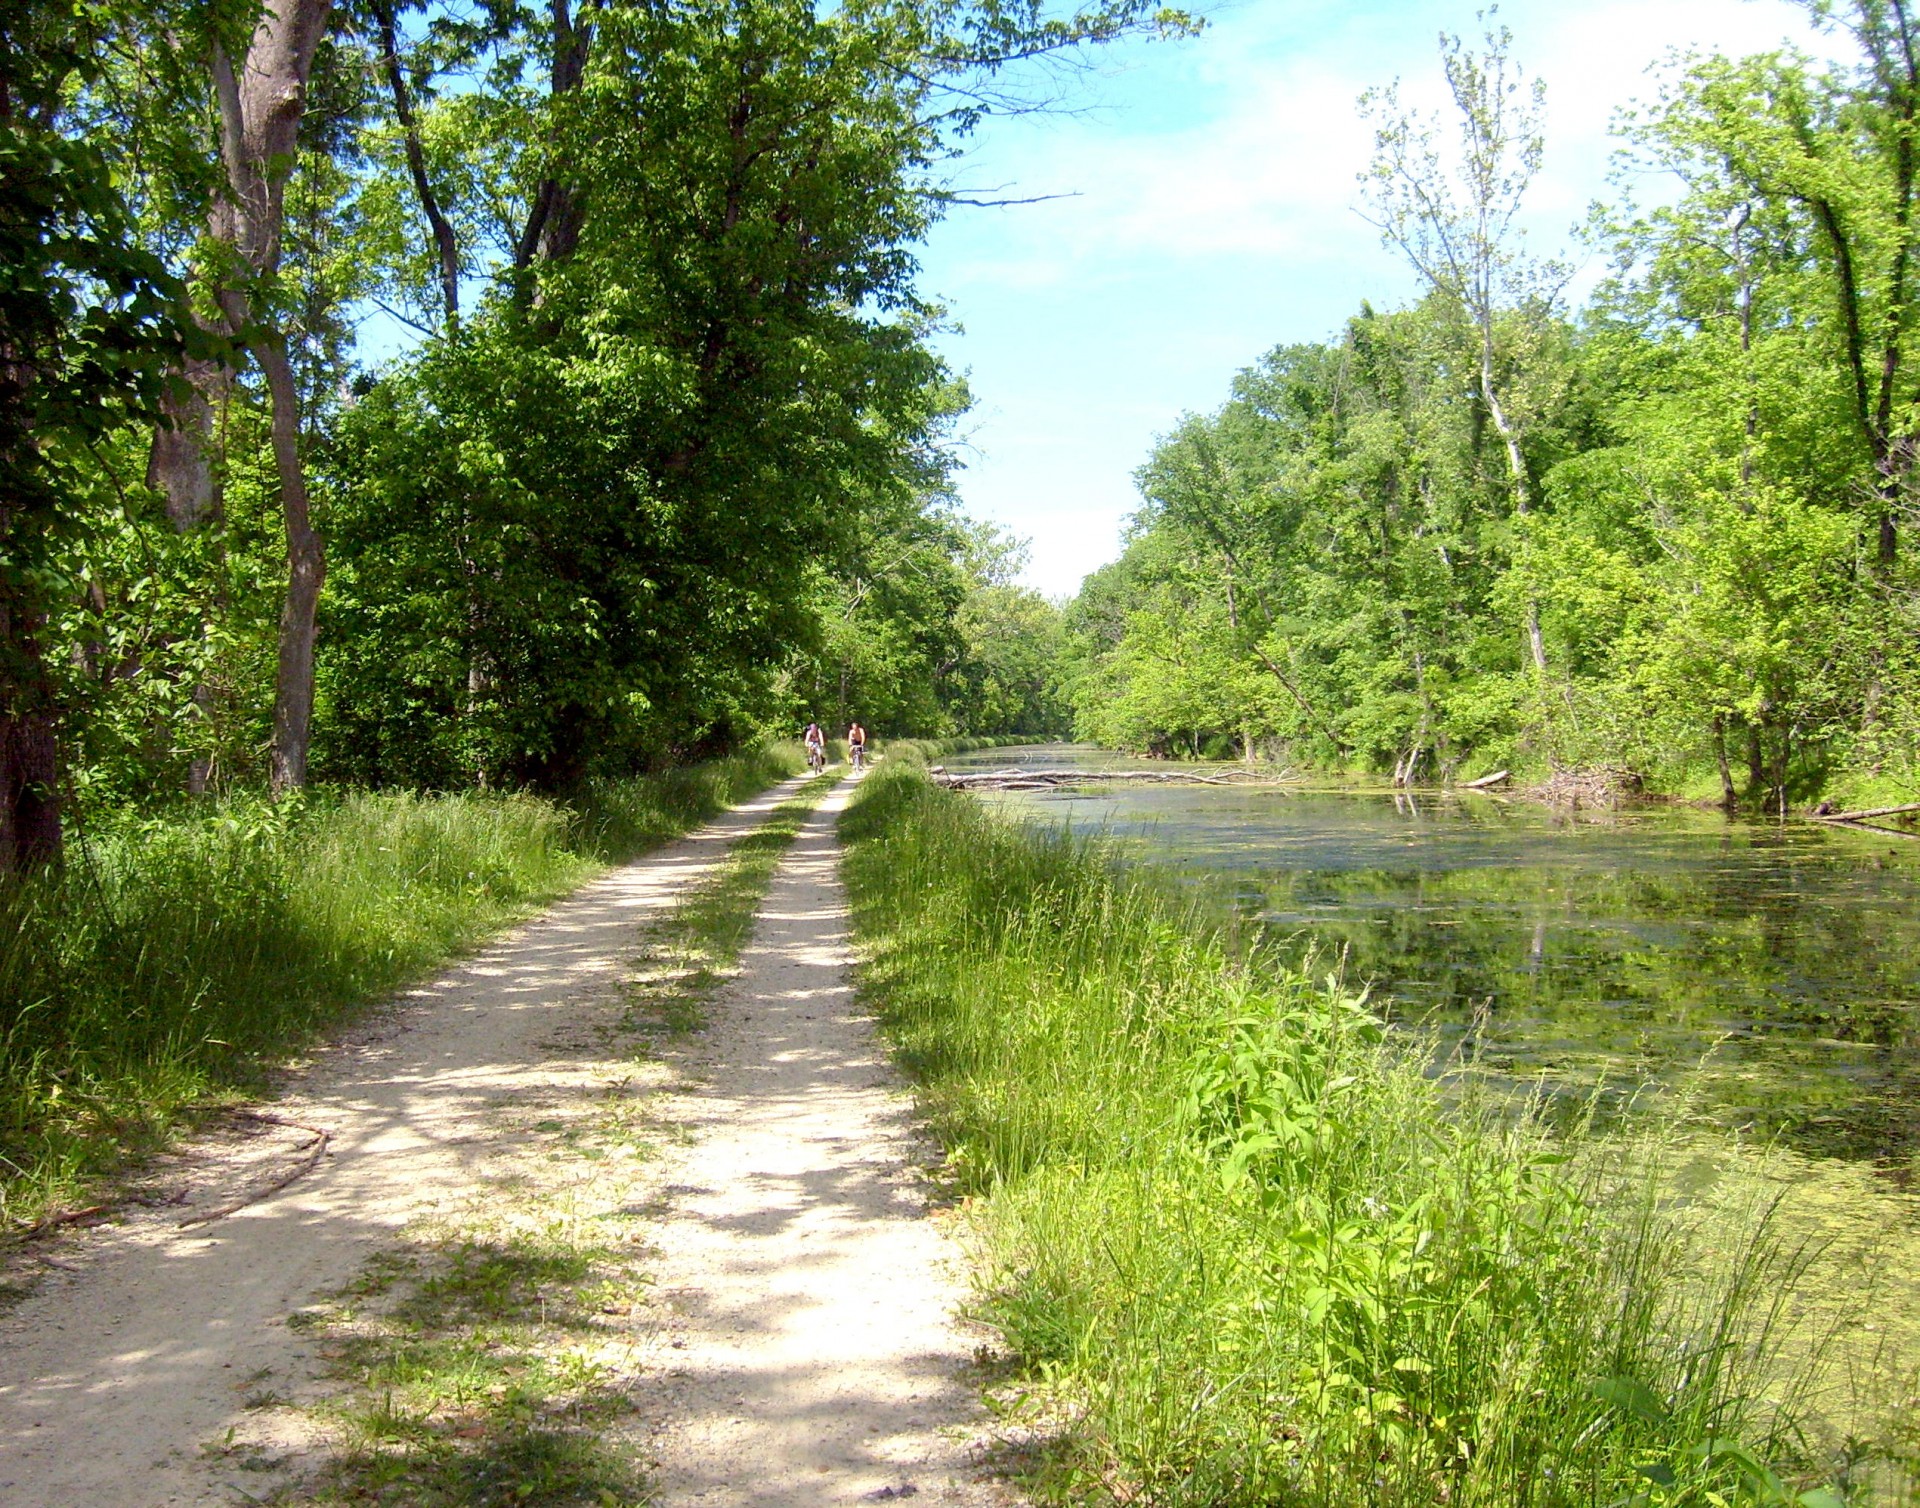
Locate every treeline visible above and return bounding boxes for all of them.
[1062,4,1920,808]
[2,0,1108,873]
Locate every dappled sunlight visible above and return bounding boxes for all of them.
[0,786,801,1506]
[639,774,1000,1505]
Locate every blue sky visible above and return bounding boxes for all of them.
[923,0,1834,597]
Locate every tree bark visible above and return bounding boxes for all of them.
[512,0,594,281]
[0,708,60,874]
[1713,712,1736,809]
[206,0,333,792]
[254,335,325,792]
[0,504,63,872]
[146,353,223,529]
[1479,334,1548,675]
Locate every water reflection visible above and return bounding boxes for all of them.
[944,745,1920,1168]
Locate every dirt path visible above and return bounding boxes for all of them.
[0,772,1012,1506]
[634,774,1011,1507]
[0,780,798,1507]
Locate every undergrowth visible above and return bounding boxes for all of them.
[0,744,801,1233]
[839,763,1898,1507]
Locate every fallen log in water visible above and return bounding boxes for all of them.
[1458,769,1510,789]
[931,767,1293,791]
[1809,800,1920,823]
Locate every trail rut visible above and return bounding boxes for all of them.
[634,774,1012,1507]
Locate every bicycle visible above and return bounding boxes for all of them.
[806,741,826,775]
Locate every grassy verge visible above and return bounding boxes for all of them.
[275,771,840,1506]
[839,764,1902,1507]
[871,735,1039,769]
[0,744,802,1235]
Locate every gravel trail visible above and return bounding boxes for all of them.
[0,780,801,1507]
[634,773,1014,1507]
[0,770,1014,1507]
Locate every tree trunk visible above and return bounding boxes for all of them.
[372,0,460,329]
[1479,337,1548,676]
[0,708,60,874]
[254,335,325,793]
[512,0,594,286]
[0,505,62,871]
[1774,727,1792,820]
[1713,714,1736,809]
[146,353,224,529]
[205,0,334,792]
[148,345,230,795]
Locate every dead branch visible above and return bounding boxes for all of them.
[1810,801,1920,823]
[1824,817,1920,841]
[23,1205,109,1240]
[178,1115,333,1229]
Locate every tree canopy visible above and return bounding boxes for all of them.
[1060,3,1920,807]
[1,0,1143,865]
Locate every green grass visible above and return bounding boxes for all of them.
[0,744,802,1234]
[283,1139,658,1507]
[873,735,1039,764]
[839,764,1902,1507]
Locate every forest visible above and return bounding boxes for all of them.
[1,0,1098,878]
[6,4,1919,1502]
[1061,4,1920,811]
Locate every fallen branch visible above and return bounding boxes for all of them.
[178,1114,333,1229]
[23,1205,109,1240]
[1458,769,1510,790]
[1810,801,1920,823]
[232,1109,331,1138]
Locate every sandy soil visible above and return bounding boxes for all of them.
[0,771,1015,1507]
[633,774,1013,1507]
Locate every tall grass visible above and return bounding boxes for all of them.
[841,766,1857,1507]
[874,735,1037,764]
[0,744,799,1231]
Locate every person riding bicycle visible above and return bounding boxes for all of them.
[847,720,867,771]
[803,721,826,773]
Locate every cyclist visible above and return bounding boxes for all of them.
[846,719,867,771]
[803,721,826,774]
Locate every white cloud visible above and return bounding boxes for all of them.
[922,0,1840,597]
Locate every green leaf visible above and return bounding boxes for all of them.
[1591,1376,1668,1425]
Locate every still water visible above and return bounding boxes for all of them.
[943,744,1920,1171]
[941,743,1920,1444]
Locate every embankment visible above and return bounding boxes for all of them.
[839,763,1889,1506]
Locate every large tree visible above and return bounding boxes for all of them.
[1,3,197,869]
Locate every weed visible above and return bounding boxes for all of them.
[839,766,1904,1507]
[0,745,802,1234]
